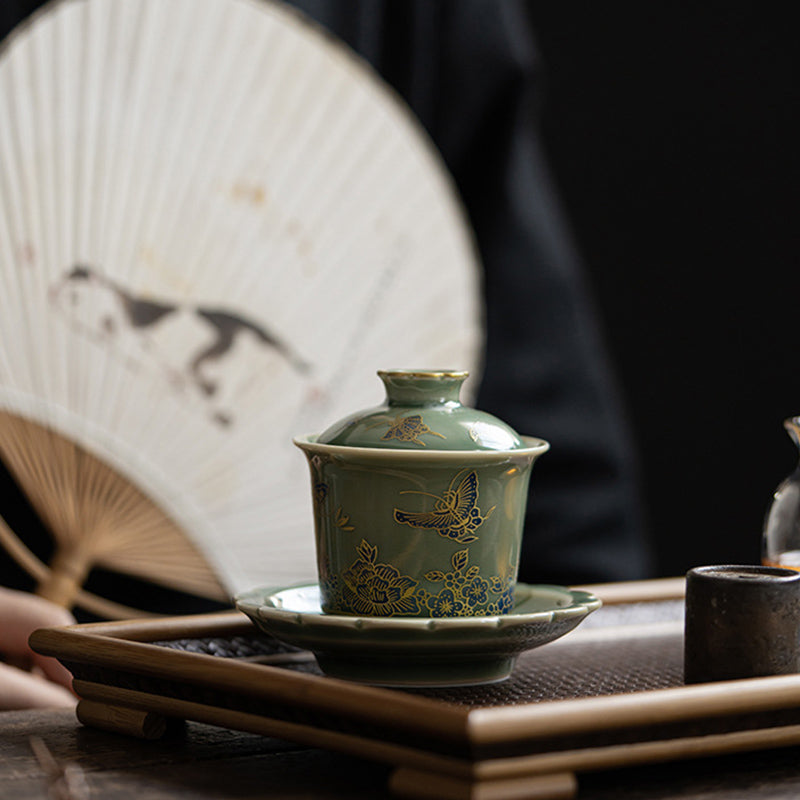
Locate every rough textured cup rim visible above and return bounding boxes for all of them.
[688,564,800,584]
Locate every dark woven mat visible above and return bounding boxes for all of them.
[412,632,683,706]
[151,600,685,707]
[153,635,301,659]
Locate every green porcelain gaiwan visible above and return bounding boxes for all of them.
[294,369,549,618]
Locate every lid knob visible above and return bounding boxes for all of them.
[378,369,468,406]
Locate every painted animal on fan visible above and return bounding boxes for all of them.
[48,265,310,427]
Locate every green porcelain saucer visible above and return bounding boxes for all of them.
[234,582,601,687]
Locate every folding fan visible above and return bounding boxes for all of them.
[0,0,482,615]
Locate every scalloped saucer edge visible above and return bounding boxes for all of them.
[234,582,601,687]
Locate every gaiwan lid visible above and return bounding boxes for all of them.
[317,369,530,451]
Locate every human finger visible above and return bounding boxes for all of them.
[0,587,76,691]
[0,661,77,709]
[0,587,75,655]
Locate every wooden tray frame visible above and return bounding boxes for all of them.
[29,577,800,800]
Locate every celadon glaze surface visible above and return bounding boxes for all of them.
[234,582,601,686]
[317,370,527,451]
[294,370,549,618]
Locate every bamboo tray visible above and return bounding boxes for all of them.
[29,577,800,800]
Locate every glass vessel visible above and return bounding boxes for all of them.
[763,416,800,571]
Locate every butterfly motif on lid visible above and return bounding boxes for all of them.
[366,414,445,446]
[393,470,494,543]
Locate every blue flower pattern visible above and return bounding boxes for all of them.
[320,471,514,617]
[424,549,514,617]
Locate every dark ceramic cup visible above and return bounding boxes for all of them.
[684,564,800,683]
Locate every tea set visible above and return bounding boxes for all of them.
[235,369,601,686]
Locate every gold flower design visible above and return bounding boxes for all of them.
[339,540,420,616]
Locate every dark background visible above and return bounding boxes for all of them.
[527,3,800,576]
[1,1,798,587]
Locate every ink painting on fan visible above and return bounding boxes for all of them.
[0,0,481,613]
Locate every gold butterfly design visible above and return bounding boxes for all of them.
[366,414,446,446]
[393,470,494,543]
